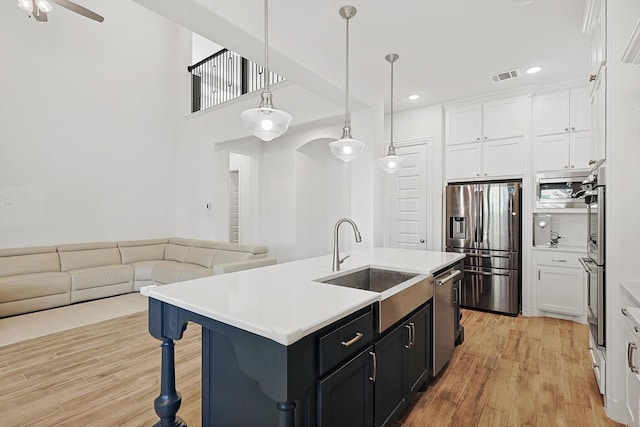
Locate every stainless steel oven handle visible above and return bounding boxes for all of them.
[436,269,462,285]
[578,257,594,273]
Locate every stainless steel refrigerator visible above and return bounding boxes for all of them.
[445,181,521,315]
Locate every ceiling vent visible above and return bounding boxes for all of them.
[490,69,521,82]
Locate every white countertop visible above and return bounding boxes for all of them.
[142,247,464,346]
[532,245,587,253]
[621,281,640,307]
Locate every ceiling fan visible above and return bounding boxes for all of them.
[17,0,104,23]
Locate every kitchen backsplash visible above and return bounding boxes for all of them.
[544,213,587,247]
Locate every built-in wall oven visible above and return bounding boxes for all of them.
[579,161,606,349]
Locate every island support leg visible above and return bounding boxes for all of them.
[154,338,187,427]
[276,401,296,427]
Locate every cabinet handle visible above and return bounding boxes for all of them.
[593,362,598,369]
[476,173,480,177]
[571,165,575,168]
[405,325,412,349]
[635,326,640,334]
[564,165,568,169]
[628,343,639,374]
[410,323,416,348]
[551,259,567,263]
[484,136,487,140]
[476,137,480,141]
[589,159,597,165]
[484,173,487,176]
[341,332,363,347]
[369,351,377,382]
[589,74,597,82]
[571,127,575,131]
[622,308,630,317]
[564,128,569,132]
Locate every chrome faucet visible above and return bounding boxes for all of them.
[332,218,362,271]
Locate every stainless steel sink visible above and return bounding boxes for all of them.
[318,267,419,292]
[316,267,434,332]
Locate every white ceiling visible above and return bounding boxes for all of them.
[136,0,590,114]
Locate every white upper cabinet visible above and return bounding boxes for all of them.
[445,105,482,145]
[445,96,527,145]
[483,97,527,141]
[584,0,606,89]
[534,86,594,172]
[444,95,528,180]
[535,87,590,136]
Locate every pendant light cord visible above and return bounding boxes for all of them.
[345,15,350,126]
[264,0,270,92]
[390,58,394,149]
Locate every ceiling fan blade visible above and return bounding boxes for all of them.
[50,0,104,22]
[32,3,48,22]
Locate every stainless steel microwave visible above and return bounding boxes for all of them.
[535,171,589,209]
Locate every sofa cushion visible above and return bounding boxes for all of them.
[68,264,134,291]
[0,251,61,277]
[118,243,167,264]
[58,242,122,271]
[164,244,189,263]
[184,247,217,268]
[212,250,252,265]
[152,262,212,285]
[0,272,71,302]
[129,260,170,282]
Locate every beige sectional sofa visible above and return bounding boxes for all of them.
[0,238,276,318]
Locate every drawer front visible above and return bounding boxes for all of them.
[318,310,374,376]
[534,251,584,268]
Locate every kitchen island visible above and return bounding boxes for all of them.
[142,247,464,427]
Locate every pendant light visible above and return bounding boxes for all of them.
[378,53,405,174]
[329,6,365,162]
[240,0,292,141]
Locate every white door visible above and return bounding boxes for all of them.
[387,144,427,250]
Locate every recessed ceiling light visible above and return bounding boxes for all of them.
[525,66,543,74]
[407,94,420,101]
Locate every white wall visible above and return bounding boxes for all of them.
[295,139,350,259]
[0,0,183,247]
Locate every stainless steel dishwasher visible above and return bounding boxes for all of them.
[433,264,462,376]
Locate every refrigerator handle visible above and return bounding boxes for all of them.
[473,189,479,244]
[478,190,484,243]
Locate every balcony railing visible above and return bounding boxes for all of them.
[188,48,285,113]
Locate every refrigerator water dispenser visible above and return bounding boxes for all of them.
[450,217,466,239]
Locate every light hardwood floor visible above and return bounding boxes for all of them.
[0,308,623,426]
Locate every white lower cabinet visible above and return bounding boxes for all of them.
[623,311,640,427]
[534,250,586,320]
[621,291,640,427]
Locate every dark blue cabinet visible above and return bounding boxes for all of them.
[406,303,432,394]
[317,346,374,427]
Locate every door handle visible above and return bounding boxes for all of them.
[419,239,425,243]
